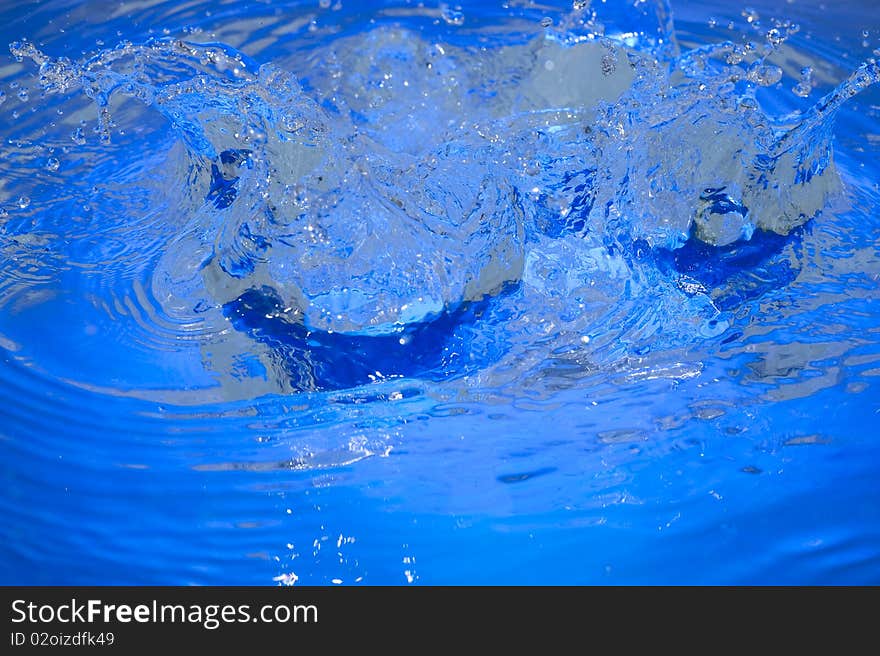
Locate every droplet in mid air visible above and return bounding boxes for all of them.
[793,66,813,97]
[440,4,465,26]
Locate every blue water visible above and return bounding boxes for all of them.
[1,0,879,585]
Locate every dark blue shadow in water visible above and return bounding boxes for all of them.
[223,284,514,391]
[654,225,805,311]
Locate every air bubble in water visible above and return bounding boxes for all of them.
[573,0,589,10]
[46,157,60,171]
[540,17,553,28]
[17,196,30,209]
[742,8,760,25]
[71,126,86,145]
[440,4,464,26]
[319,0,331,8]
[0,90,5,105]
[17,88,28,101]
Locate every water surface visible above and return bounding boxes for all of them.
[1,0,879,584]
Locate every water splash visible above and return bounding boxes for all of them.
[4,0,879,392]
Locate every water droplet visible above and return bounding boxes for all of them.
[17,196,30,209]
[742,8,760,25]
[17,88,28,101]
[793,66,813,97]
[319,0,331,8]
[572,0,589,10]
[540,17,553,28]
[708,17,717,28]
[46,157,60,172]
[0,90,5,105]
[71,126,86,145]
[766,27,784,47]
[440,4,464,26]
